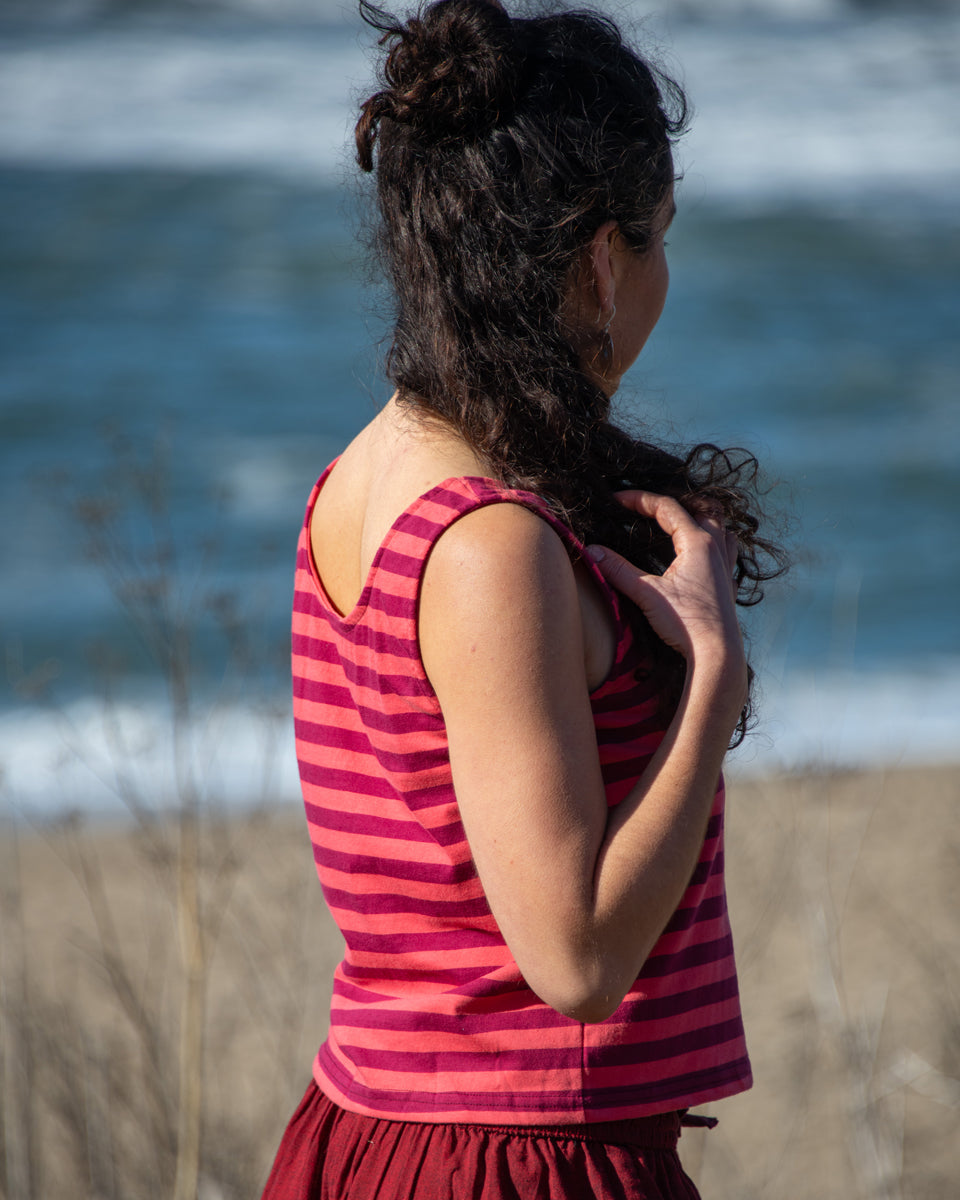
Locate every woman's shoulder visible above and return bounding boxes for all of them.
[423,496,573,610]
[310,402,617,684]
[421,496,621,696]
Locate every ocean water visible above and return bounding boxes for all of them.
[1,0,958,813]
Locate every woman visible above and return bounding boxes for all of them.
[263,1,783,1196]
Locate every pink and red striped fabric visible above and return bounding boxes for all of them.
[291,466,751,1125]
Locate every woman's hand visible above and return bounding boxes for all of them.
[587,491,745,676]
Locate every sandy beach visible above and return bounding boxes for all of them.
[2,763,958,1199]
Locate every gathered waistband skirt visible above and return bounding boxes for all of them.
[260,1081,708,1200]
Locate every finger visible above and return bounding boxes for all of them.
[612,490,703,541]
[699,514,732,562]
[585,543,651,599]
[689,499,724,525]
[697,513,725,538]
[681,511,729,571]
[724,531,739,575]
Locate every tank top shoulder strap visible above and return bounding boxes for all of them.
[383,475,625,631]
[300,465,625,638]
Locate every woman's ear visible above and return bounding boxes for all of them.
[585,220,620,323]
[561,220,621,359]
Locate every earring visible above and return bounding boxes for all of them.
[598,305,616,373]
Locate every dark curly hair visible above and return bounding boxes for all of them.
[355,0,787,742]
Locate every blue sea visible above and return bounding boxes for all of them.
[1,0,958,814]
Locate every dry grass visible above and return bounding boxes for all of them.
[1,764,958,1199]
[687,764,960,1200]
[0,803,342,1200]
[0,432,317,1200]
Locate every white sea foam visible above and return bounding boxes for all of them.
[0,29,362,178]
[728,663,960,776]
[668,15,960,206]
[3,0,944,31]
[0,694,301,820]
[2,665,957,818]
[1,12,958,206]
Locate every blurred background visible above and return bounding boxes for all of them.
[1,5,958,1200]
[1,0,959,812]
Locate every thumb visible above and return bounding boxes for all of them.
[585,544,651,600]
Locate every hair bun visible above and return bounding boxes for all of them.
[356,0,519,167]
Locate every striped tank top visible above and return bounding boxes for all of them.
[291,463,752,1124]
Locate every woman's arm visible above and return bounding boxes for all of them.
[419,492,746,1024]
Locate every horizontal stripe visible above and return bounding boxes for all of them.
[338,962,498,986]
[293,633,426,698]
[339,927,504,956]
[661,892,727,935]
[296,718,451,780]
[579,1056,752,1110]
[320,868,486,902]
[295,739,445,781]
[295,691,440,735]
[363,586,418,622]
[330,1005,574,1035]
[305,800,438,846]
[377,545,430,581]
[338,1041,583,1075]
[390,512,446,542]
[331,978,395,1004]
[316,1044,749,1117]
[326,974,741,1036]
[316,1043,582,1118]
[588,1016,746,1070]
[292,613,423,668]
[299,760,397,801]
[294,718,371,757]
[313,842,476,886]
[605,973,742,1025]
[320,886,490,920]
[292,628,420,670]
[334,1013,745,1079]
[294,469,749,1124]
[590,687,657,717]
[687,851,724,889]
[639,933,734,980]
[600,752,661,785]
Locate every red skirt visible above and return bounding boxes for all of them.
[260,1081,708,1200]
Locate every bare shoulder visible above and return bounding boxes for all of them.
[421,499,618,695]
[420,499,586,711]
[424,499,573,605]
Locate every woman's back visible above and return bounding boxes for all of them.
[309,398,617,687]
[291,425,750,1125]
[308,401,481,618]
